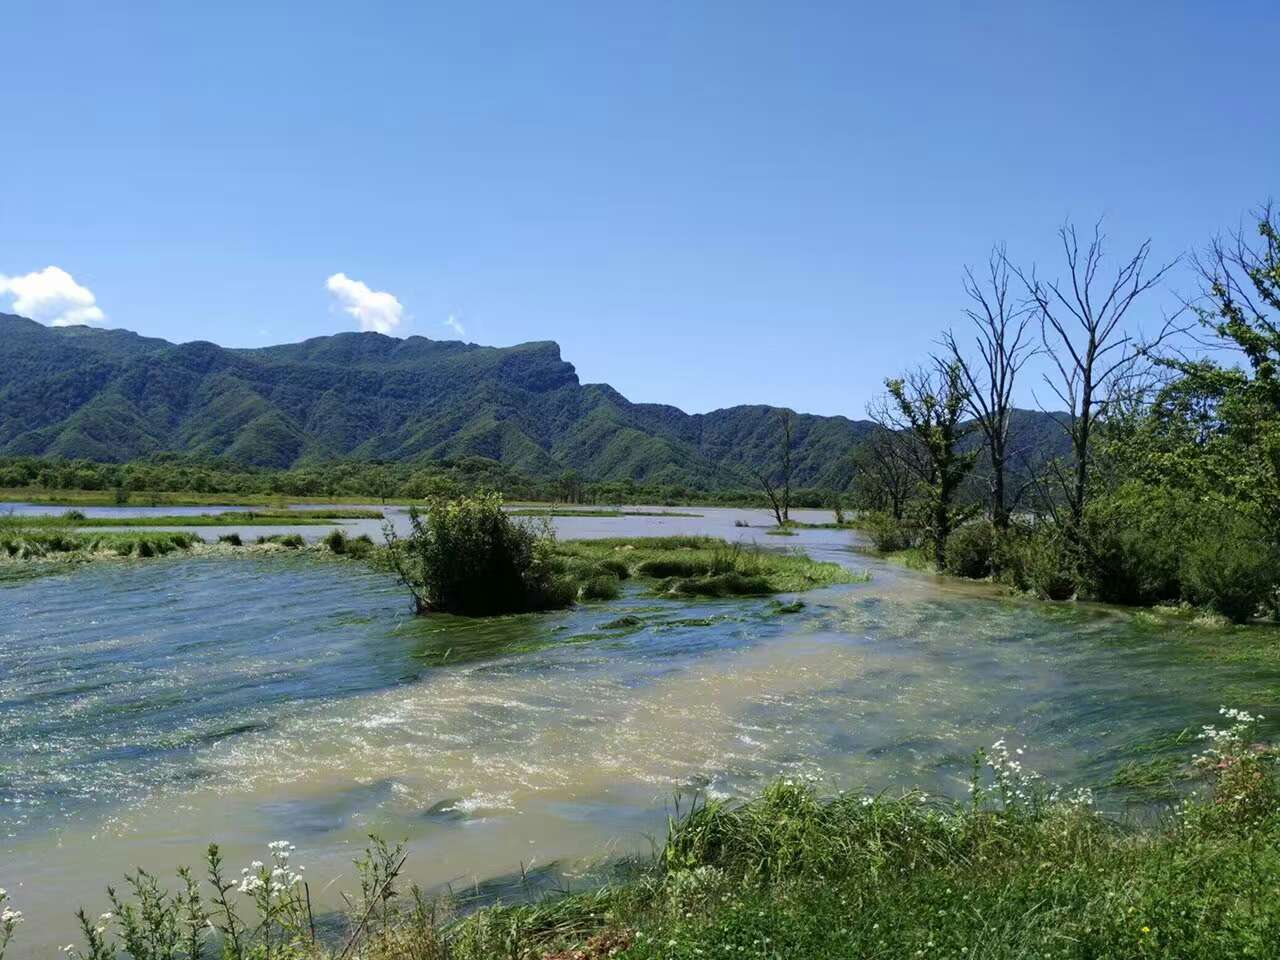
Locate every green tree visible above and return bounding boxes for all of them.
[875,359,977,569]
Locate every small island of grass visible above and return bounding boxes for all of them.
[382,494,864,616]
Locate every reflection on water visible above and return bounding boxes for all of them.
[2,507,1278,956]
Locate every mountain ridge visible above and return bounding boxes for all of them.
[0,314,1062,490]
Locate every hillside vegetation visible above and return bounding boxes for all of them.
[0,314,1064,491]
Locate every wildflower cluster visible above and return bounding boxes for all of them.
[970,738,1044,812]
[234,839,309,955]
[1198,705,1264,755]
[969,740,1094,815]
[0,887,22,960]
[238,840,304,897]
[1193,706,1277,824]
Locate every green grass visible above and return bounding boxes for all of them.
[507,508,703,518]
[0,527,203,565]
[12,508,383,527]
[786,520,859,529]
[435,727,1280,960]
[881,545,937,571]
[554,536,864,597]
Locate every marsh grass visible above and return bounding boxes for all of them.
[323,528,379,557]
[0,512,203,564]
[556,536,861,597]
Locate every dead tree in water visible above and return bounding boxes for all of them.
[752,409,793,526]
[943,245,1035,529]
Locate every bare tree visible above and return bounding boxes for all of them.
[1015,223,1178,537]
[751,409,793,526]
[858,403,922,520]
[872,358,977,568]
[942,245,1036,529]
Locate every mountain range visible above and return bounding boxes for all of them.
[0,313,1066,489]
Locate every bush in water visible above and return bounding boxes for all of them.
[385,492,574,616]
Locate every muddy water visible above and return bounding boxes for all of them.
[2,507,1277,956]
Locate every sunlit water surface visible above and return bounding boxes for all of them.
[2,507,1278,956]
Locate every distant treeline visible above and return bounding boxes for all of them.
[0,453,844,509]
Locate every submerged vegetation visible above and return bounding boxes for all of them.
[12,707,1277,960]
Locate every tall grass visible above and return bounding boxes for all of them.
[0,512,202,562]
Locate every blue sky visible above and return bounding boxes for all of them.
[1,1,1275,417]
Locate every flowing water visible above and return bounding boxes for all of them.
[2,507,1278,956]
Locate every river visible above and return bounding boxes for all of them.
[1,506,1275,956]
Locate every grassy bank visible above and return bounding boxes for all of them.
[25,709,1278,960]
[12,508,383,527]
[0,487,388,507]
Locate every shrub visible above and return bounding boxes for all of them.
[346,533,376,559]
[864,512,913,553]
[1181,513,1280,623]
[1078,501,1183,606]
[386,493,574,616]
[219,533,243,546]
[998,525,1077,600]
[323,528,348,554]
[943,520,995,579]
[579,574,622,601]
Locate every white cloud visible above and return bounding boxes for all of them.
[325,272,404,334]
[443,314,465,337]
[0,266,106,327]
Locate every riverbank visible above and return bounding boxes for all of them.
[10,508,383,527]
[23,707,1277,960]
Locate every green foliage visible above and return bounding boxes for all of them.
[579,574,622,601]
[556,537,861,597]
[22,508,381,528]
[323,528,349,554]
[882,360,978,567]
[386,493,574,616]
[1180,512,1280,622]
[943,519,996,578]
[863,511,914,552]
[0,522,202,565]
[991,523,1077,600]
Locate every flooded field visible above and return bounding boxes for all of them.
[2,507,1278,955]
